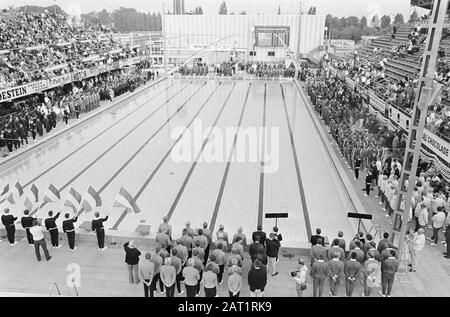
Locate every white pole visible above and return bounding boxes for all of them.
[162,3,168,73]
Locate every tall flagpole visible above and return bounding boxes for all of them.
[77,186,90,217]
[35,185,48,218]
[60,185,72,215]
[106,193,117,217]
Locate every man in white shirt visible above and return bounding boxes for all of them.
[430,207,447,246]
[29,220,52,262]
[406,228,425,272]
[418,201,429,227]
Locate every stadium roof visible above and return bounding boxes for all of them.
[411,0,450,11]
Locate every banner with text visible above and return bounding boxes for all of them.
[0,80,48,103]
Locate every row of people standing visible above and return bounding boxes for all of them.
[1,208,109,261]
[124,219,283,297]
[308,229,399,297]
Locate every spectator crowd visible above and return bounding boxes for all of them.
[0,67,147,157]
[0,8,144,89]
[305,69,450,270]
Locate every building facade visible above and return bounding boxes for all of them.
[163,14,325,64]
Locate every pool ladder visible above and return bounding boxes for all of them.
[49,280,79,297]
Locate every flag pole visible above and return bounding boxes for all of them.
[0,184,9,211]
[35,185,48,217]
[107,189,119,217]
[77,186,89,218]
[60,185,73,216]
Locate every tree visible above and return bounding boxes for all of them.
[380,15,391,29]
[240,10,247,15]
[360,16,367,29]
[393,13,404,25]
[98,9,112,26]
[307,6,317,15]
[277,5,281,15]
[219,1,228,15]
[409,10,419,22]
[345,16,359,28]
[193,6,204,15]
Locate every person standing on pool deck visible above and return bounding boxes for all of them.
[92,212,109,251]
[202,222,213,264]
[158,216,172,240]
[21,210,35,246]
[29,220,52,262]
[45,211,62,248]
[63,213,78,251]
[2,208,17,245]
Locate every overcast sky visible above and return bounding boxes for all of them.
[3,0,423,18]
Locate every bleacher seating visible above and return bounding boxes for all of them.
[0,9,144,90]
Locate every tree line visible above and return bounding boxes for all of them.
[81,8,162,32]
[326,13,407,42]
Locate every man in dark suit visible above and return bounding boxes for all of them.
[252,225,266,246]
[21,210,35,246]
[62,213,78,251]
[379,250,399,297]
[92,212,108,251]
[45,211,61,248]
[310,253,328,297]
[2,208,17,245]
[310,228,325,246]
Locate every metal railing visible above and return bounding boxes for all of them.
[49,282,61,297]
[49,280,79,297]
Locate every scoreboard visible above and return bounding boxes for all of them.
[254,26,290,48]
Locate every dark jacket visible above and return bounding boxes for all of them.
[92,216,108,233]
[248,265,267,292]
[252,230,267,246]
[1,214,17,227]
[21,216,35,229]
[310,234,325,246]
[124,242,141,265]
[62,217,78,232]
[45,212,60,230]
[265,239,280,257]
[249,242,264,261]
